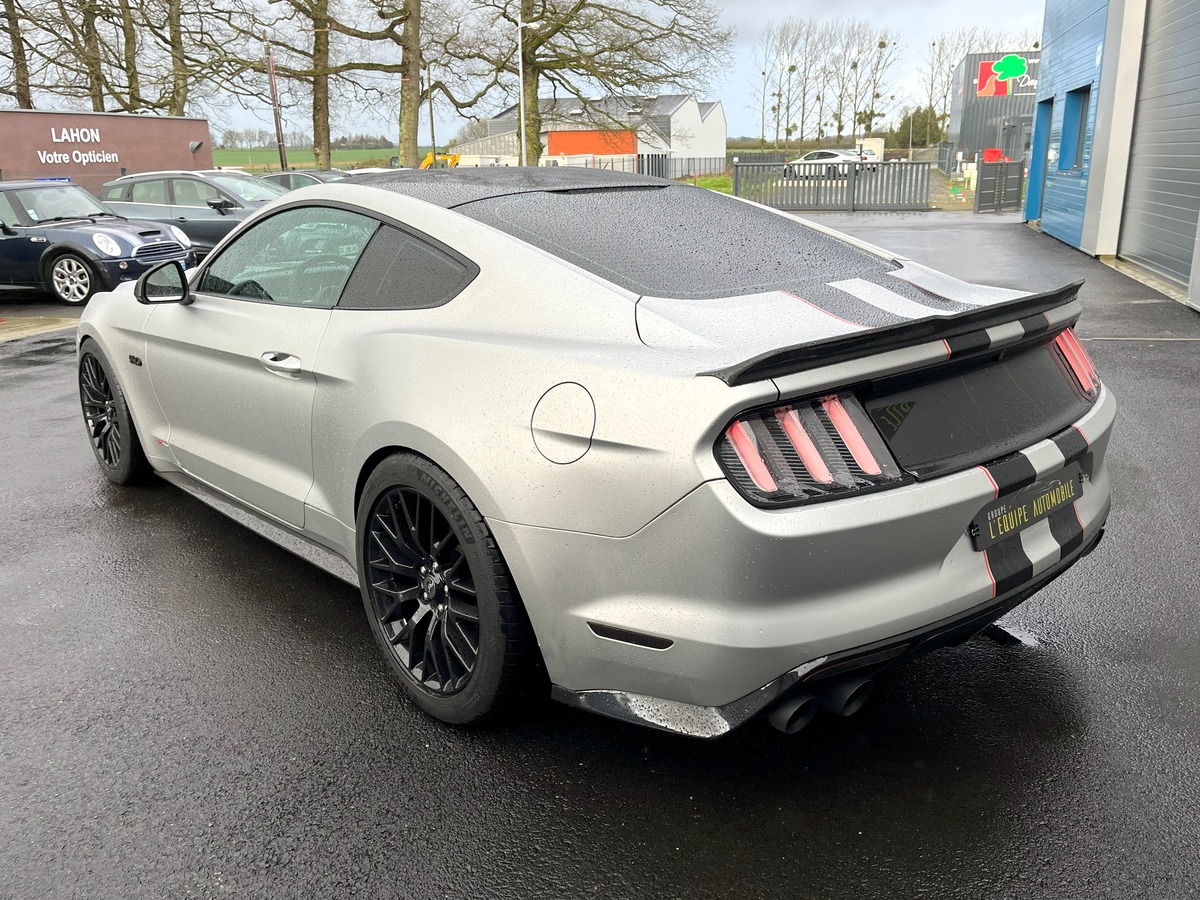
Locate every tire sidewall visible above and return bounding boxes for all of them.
[50,252,95,305]
[355,454,511,725]
[78,340,140,483]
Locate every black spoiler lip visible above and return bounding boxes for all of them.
[700,279,1085,387]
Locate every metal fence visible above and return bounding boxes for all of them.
[974,160,1025,213]
[938,142,957,175]
[539,154,726,179]
[732,161,932,211]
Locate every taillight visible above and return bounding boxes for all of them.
[717,392,905,506]
[1054,328,1100,399]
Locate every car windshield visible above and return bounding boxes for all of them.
[12,184,112,222]
[459,184,895,300]
[207,174,289,202]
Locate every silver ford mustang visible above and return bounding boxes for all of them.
[77,168,1114,738]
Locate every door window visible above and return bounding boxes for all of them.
[130,180,168,204]
[197,206,379,308]
[171,178,224,208]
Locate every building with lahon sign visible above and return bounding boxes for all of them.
[0,109,213,196]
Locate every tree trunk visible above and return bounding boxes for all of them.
[397,0,421,167]
[519,0,541,164]
[82,2,104,111]
[311,0,331,168]
[168,0,188,115]
[2,0,32,108]
[118,0,141,109]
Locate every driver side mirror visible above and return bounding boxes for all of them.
[206,197,236,214]
[135,260,193,305]
[0,219,15,236]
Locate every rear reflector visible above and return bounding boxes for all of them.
[1054,328,1099,398]
[718,392,904,506]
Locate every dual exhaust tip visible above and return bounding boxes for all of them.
[766,676,873,735]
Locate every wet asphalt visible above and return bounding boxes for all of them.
[2,214,1200,899]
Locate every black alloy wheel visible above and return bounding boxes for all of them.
[78,341,149,484]
[356,453,533,725]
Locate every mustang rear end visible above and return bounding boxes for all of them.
[494,283,1113,738]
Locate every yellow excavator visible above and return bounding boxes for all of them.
[419,151,460,169]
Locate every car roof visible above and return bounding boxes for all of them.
[110,169,254,181]
[341,166,669,209]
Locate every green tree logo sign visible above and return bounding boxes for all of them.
[978,55,1029,96]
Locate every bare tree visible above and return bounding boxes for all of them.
[1,0,34,106]
[445,0,733,165]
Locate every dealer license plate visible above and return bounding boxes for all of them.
[971,463,1083,551]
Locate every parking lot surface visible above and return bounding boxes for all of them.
[2,213,1199,899]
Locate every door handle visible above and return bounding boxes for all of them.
[175,217,188,222]
[259,351,302,378]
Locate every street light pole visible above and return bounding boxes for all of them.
[264,38,288,172]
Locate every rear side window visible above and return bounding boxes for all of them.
[99,184,125,201]
[130,180,167,204]
[339,225,478,310]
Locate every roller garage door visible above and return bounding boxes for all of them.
[1118,0,1200,287]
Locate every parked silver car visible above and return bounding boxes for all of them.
[77,168,1114,737]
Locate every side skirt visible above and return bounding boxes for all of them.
[157,471,358,586]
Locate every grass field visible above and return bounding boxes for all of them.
[210,147,429,173]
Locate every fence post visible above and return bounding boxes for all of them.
[847,163,856,212]
[732,159,740,198]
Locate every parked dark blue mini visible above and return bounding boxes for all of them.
[0,180,194,304]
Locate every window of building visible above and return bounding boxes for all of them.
[1059,86,1091,171]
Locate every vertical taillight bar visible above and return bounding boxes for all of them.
[725,420,778,492]
[821,396,882,476]
[1055,328,1099,396]
[776,408,834,484]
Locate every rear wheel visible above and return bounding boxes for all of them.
[78,342,149,484]
[49,253,98,304]
[356,453,533,725]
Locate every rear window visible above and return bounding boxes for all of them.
[457,185,894,300]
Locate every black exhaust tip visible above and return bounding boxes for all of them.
[766,693,820,734]
[817,677,873,717]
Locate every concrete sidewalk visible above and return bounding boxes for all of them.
[803,211,1200,342]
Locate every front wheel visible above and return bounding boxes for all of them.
[356,453,534,725]
[49,252,98,304]
[78,342,150,484]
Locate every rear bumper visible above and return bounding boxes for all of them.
[491,386,1115,730]
[553,525,1105,738]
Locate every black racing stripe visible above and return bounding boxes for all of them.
[1019,313,1051,337]
[1050,425,1089,464]
[985,452,1039,495]
[946,330,991,357]
[985,536,1034,596]
[1047,503,1084,557]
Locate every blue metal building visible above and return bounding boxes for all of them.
[1026,0,1200,310]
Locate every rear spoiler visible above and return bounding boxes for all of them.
[701,280,1085,387]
